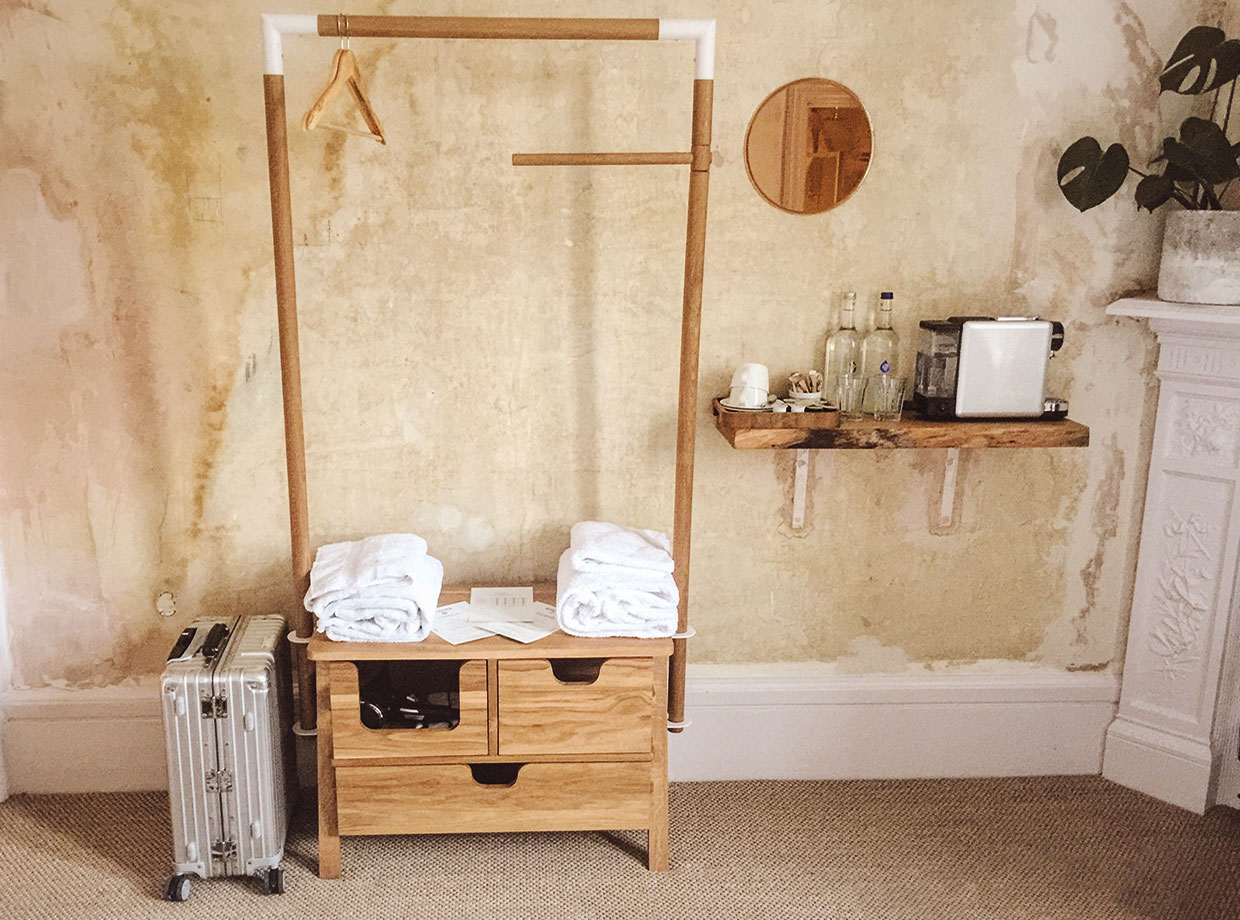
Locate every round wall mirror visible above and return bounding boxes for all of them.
[744,78,873,215]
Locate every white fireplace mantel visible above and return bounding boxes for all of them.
[1104,295,1240,813]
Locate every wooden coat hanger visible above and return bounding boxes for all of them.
[302,16,386,144]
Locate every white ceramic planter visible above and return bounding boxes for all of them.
[1157,210,1240,306]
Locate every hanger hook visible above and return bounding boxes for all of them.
[338,12,350,50]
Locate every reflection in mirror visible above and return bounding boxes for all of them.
[744,78,873,215]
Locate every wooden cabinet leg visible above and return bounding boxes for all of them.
[648,817,669,871]
[648,661,670,871]
[316,662,341,879]
[318,831,341,880]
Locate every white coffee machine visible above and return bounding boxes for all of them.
[912,317,1065,419]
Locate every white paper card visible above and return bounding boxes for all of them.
[479,602,559,643]
[469,586,535,608]
[432,601,493,645]
[433,591,560,644]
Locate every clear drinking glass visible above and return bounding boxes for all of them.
[831,374,868,420]
[868,375,909,422]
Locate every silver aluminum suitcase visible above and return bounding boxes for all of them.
[160,614,293,901]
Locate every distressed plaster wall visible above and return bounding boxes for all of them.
[0,0,1228,688]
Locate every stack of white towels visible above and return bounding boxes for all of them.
[305,533,443,642]
[555,521,679,638]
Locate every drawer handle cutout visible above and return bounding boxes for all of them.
[548,658,606,684]
[469,763,523,787]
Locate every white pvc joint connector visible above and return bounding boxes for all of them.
[666,717,693,730]
[286,632,310,646]
[262,13,318,75]
[658,19,716,79]
[291,721,317,737]
[671,626,696,639]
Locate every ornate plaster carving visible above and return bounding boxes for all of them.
[1147,510,1219,679]
[1161,343,1238,380]
[1170,395,1240,466]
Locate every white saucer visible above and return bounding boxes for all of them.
[719,397,774,412]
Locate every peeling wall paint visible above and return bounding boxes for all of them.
[0,0,1230,688]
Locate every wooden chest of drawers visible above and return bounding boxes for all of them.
[308,626,673,876]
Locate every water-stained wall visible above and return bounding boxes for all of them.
[0,0,1228,688]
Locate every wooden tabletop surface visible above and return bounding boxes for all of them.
[307,582,674,661]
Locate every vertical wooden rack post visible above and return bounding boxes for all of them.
[261,13,715,874]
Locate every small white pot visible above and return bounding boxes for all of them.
[1157,210,1240,306]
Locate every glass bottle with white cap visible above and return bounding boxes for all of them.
[823,291,861,382]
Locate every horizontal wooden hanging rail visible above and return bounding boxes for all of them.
[512,152,694,166]
[317,15,661,41]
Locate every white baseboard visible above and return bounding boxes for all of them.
[2,683,166,794]
[0,666,1120,794]
[667,665,1120,781]
[1101,716,1213,814]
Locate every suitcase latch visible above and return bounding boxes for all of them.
[200,694,228,719]
[205,769,234,793]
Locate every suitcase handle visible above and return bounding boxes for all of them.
[200,623,229,662]
[166,627,196,662]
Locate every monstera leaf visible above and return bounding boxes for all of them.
[1149,117,1240,207]
[1134,174,1179,212]
[1158,118,1240,183]
[1057,137,1130,211]
[1160,26,1240,94]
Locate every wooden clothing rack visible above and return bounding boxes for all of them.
[261,13,714,873]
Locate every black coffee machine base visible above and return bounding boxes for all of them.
[910,395,1069,422]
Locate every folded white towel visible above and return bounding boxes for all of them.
[317,556,443,631]
[307,536,442,643]
[322,616,427,643]
[555,549,678,639]
[306,533,429,608]
[569,521,674,576]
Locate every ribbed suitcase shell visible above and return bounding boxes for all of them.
[161,615,292,891]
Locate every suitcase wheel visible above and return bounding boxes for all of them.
[260,866,285,895]
[163,874,192,902]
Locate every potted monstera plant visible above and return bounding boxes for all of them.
[1057,26,1240,305]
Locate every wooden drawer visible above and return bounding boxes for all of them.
[335,761,653,835]
[497,658,655,755]
[327,660,489,759]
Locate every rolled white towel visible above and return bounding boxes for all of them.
[311,550,443,643]
[305,533,429,610]
[555,549,678,639]
[569,521,674,576]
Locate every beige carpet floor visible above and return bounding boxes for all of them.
[0,777,1237,919]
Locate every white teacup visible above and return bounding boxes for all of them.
[729,363,769,407]
[731,362,770,392]
[728,384,769,408]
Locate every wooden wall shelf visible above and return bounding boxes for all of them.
[712,400,1090,450]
